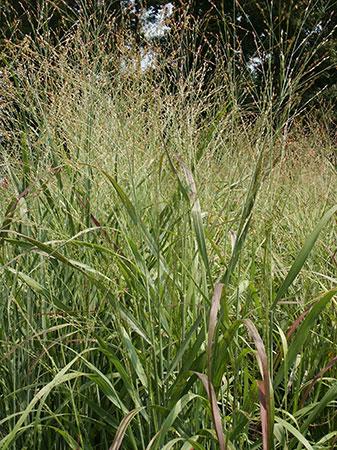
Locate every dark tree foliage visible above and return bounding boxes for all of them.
[0,0,123,45]
[0,0,336,120]
[168,0,337,120]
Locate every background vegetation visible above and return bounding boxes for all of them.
[0,1,336,449]
[1,0,337,120]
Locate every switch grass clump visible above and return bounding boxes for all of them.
[0,14,336,450]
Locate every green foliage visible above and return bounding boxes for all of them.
[0,12,336,450]
[0,0,122,48]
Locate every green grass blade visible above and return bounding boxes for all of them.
[121,326,149,390]
[0,357,85,450]
[274,287,337,387]
[300,382,337,440]
[147,393,199,450]
[178,158,211,282]
[272,205,337,308]
[274,417,313,450]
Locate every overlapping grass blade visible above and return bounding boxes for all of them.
[109,408,145,450]
[274,287,337,388]
[272,205,337,308]
[244,319,274,450]
[195,372,227,450]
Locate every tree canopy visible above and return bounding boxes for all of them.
[1,0,336,121]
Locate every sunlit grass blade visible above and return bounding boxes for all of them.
[272,205,337,308]
[147,393,200,450]
[178,157,211,282]
[274,417,313,450]
[0,187,30,244]
[207,283,224,374]
[274,287,337,388]
[120,326,149,390]
[0,356,85,450]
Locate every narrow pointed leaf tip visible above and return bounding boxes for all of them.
[273,204,337,308]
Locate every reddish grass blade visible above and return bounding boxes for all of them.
[274,306,311,369]
[207,284,225,447]
[286,307,311,340]
[276,295,333,370]
[244,319,274,450]
[193,284,226,450]
[0,176,9,189]
[258,380,269,450]
[208,283,224,372]
[195,372,227,450]
[274,287,337,388]
[109,408,144,450]
[301,355,337,406]
[76,193,112,243]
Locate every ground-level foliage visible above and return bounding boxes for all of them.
[0,32,336,450]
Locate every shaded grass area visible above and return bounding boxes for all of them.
[0,36,337,450]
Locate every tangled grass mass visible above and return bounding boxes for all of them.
[0,3,337,449]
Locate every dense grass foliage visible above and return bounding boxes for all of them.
[0,30,337,450]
